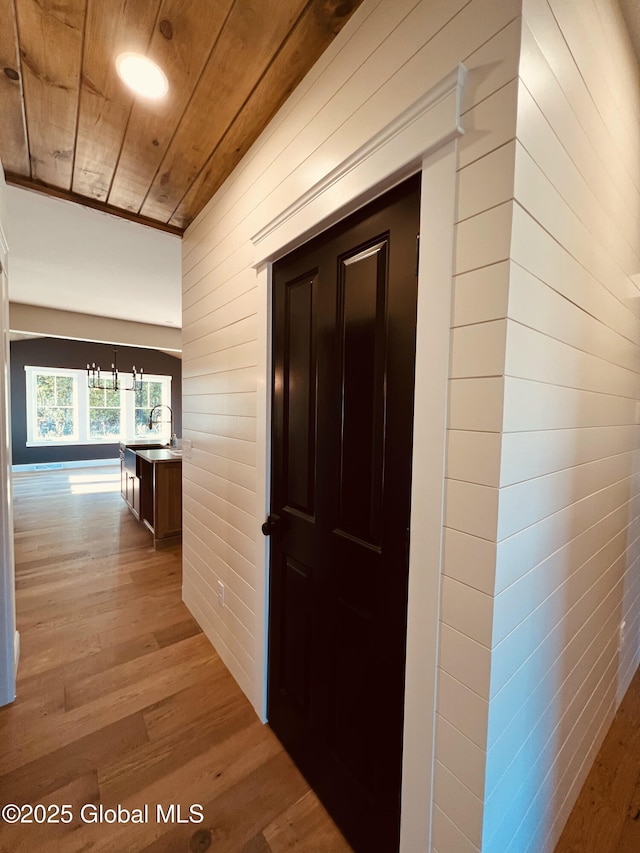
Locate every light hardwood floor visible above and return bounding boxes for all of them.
[3,466,640,853]
[0,466,351,853]
[554,664,640,853]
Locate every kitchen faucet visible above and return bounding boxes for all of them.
[148,404,177,447]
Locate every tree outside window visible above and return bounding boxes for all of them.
[88,386,121,439]
[135,381,164,437]
[26,366,172,446]
[35,373,77,440]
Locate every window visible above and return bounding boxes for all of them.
[25,366,172,446]
[34,370,78,441]
[134,380,165,437]
[89,385,121,440]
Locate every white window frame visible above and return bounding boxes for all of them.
[25,366,172,447]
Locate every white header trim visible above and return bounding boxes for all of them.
[251,64,466,265]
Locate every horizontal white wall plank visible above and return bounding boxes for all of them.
[446,430,502,487]
[432,805,480,853]
[445,479,500,541]
[448,377,505,432]
[182,367,257,397]
[182,342,258,379]
[507,262,640,374]
[433,759,484,849]
[435,713,487,800]
[451,320,508,379]
[440,575,494,648]
[513,142,640,314]
[439,623,492,700]
[184,463,256,516]
[182,316,258,362]
[182,391,257,418]
[495,479,635,593]
[454,202,513,275]
[457,142,516,223]
[502,376,637,432]
[182,289,257,346]
[437,668,489,751]
[458,79,519,171]
[183,448,256,493]
[516,81,640,276]
[442,527,498,597]
[493,507,634,646]
[452,261,510,328]
[500,426,639,487]
[511,206,640,345]
[486,571,626,796]
[497,452,638,541]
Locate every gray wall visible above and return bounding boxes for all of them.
[10,337,181,465]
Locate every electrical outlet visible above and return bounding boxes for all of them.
[217,580,225,608]
[619,620,626,650]
[183,439,193,459]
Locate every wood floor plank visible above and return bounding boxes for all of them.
[0,771,101,853]
[15,633,161,701]
[0,466,350,852]
[264,790,352,852]
[100,690,257,803]
[0,713,148,807]
[63,632,214,711]
[555,665,640,853]
[139,751,309,853]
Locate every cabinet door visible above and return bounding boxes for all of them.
[154,463,182,538]
[131,475,141,518]
[120,457,127,500]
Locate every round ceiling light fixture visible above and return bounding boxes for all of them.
[116,52,168,99]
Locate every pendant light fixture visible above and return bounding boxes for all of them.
[87,348,143,393]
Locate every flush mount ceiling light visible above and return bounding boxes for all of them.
[116,52,168,99]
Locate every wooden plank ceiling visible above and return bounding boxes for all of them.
[0,0,364,235]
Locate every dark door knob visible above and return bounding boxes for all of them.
[261,513,281,536]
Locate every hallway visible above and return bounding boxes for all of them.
[0,466,350,852]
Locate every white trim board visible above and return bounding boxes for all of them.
[12,458,119,472]
[0,206,17,707]
[252,65,466,852]
[251,65,466,265]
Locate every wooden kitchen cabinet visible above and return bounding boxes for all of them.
[135,449,182,548]
[120,446,141,519]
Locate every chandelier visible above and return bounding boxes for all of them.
[86,348,143,392]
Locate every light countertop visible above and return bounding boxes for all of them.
[135,448,183,463]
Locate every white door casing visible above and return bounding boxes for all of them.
[0,207,17,708]
[252,65,466,851]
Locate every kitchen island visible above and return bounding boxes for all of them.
[119,442,182,548]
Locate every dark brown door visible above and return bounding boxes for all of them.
[267,175,420,853]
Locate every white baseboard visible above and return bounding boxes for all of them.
[12,458,119,472]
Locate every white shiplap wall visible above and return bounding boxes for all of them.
[183,0,520,853]
[479,2,640,852]
[182,0,640,849]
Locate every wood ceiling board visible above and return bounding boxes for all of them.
[4,171,183,236]
[72,0,161,202]
[2,0,365,233]
[15,0,86,189]
[106,0,235,214]
[0,0,29,174]
[169,0,365,230]
[139,0,309,224]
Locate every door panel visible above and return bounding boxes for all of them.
[337,241,386,546]
[284,273,316,516]
[268,175,421,853]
